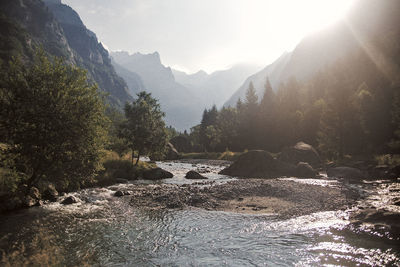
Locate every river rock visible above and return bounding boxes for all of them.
[143,168,174,180]
[23,196,37,207]
[61,195,78,205]
[185,170,207,180]
[29,187,41,200]
[350,208,400,238]
[114,190,124,197]
[219,150,295,178]
[42,184,58,202]
[327,166,365,181]
[294,162,317,178]
[279,142,321,168]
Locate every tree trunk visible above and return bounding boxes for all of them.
[131,150,134,164]
[135,152,140,166]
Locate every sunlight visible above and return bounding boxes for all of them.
[234,0,356,66]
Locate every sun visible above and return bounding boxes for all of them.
[233,0,356,67]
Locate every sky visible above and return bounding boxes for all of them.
[63,0,355,73]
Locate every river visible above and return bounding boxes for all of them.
[0,161,399,266]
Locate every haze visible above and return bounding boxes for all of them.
[63,0,354,73]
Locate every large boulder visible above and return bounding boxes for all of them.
[61,195,79,205]
[165,142,180,160]
[279,142,321,168]
[294,162,317,178]
[219,150,295,178]
[185,170,207,180]
[42,184,59,202]
[29,187,41,200]
[170,136,192,153]
[327,166,365,181]
[143,168,174,180]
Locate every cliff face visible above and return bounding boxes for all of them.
[111,51,204,131]
[0,0,133,107]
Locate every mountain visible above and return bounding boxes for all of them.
[173,64,261,107]
[111,51,204,130]
[224,0,400,107]
[224,52,291,107]
[111,60,146,97]
[225,21,359,107]
[0,0,133,107]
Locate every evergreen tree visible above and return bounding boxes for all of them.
[275,77,302,148]
[216,107,239,151]
[238,82,260,150]
[258,77,277,151]
[199,105,218,151]
[245,82,258,107]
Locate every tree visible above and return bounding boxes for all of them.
[238,82,260,150]
[0,50,108,189]
[199,105,218,151]
[118,91,168,165]
[258,77,277,151]
[105,107,129,157]
[216,107,239,151]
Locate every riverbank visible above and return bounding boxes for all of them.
[128,178,359,219]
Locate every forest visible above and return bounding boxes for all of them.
[183,47,400,160]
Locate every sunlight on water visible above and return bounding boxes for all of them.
[0,162,399,266]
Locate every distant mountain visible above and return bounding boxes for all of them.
[111,60,146,97]
[224,52,292,107]
[173,64,261,107]
[225,21,360,107]
[0,0,133,108]
[226,0,400,107]
[111,51,204,130]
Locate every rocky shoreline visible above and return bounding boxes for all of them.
[128,178,359,219]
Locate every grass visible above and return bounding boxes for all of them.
[1,229,63,267]
[0,227,93,266]
[95,150,156,186]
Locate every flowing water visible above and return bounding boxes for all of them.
[0,161,399,266]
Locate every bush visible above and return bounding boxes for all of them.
[96,159,155,186]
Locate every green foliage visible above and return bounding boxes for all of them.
[245,82,258,107]
[118,91,168,164]
[199,105,218,151]
[0,50,108,189]
[166,125,180,140]
[96,159,155,186]
[105,108,130,157]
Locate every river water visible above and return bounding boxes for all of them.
[0,161,399,266]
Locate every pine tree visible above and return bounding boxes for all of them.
[245,82,258,107]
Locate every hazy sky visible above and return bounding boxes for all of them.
[63,0,355,73]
